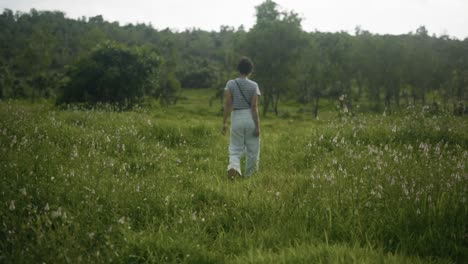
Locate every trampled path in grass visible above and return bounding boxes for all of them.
[1,91,467,263]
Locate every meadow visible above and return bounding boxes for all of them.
[0,89,467,263]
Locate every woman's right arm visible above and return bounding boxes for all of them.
[251,95,260,137]
[222,90,232,135]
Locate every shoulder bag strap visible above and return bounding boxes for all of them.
[234,80,251,107]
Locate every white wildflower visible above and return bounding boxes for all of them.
[9,200,15,211]
[71,145,79,159]
[51,207,62,219]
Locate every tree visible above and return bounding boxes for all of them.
[58,41,161,109]
[245,0,304,116]
[295,33,329,118]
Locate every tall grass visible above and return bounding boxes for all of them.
[0,94,466,263]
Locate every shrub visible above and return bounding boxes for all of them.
[57,41,161,109]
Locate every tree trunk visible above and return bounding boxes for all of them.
[273,93,280,116]
[385,94,391,114]
[422,90,426,105]
[313,95,320,118]
[263,94,270,117]
[356,76,362,101]
[305,80,310,103]
[394,83,401,108]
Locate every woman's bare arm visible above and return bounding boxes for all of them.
[222,90,232,135]
[251,95,260,137]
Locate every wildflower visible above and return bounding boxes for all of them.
[9,200,15,211]
[44,203,50,211]
[19,188,27,196]
[51,207,62,219]
[118,216,126,224]
[10,135,17,147]
[71,145,79,159]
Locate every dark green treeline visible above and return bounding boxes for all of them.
[0,0,467,114]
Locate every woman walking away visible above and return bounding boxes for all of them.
[222,57,261,180]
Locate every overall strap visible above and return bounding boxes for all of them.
[234,80,251,107]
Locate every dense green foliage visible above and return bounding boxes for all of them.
[0,1,467,113]
[1,90,467,263]
[58,41,161,108]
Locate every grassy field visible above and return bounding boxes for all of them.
[1,89,467,263]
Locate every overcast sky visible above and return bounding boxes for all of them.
[1,0,467,39]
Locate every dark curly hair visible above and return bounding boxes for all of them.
[237,56,254,75]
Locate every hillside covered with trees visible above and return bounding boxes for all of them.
[0,0,467,115]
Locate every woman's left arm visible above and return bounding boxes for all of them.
[250,94,260,137]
